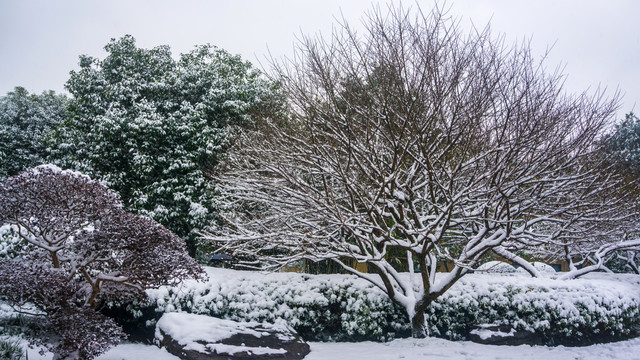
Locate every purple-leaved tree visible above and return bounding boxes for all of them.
[0,165,205,359]
[206,4,640,338]
[0,260,124,360]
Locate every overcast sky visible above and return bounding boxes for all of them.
[1,0,638,118]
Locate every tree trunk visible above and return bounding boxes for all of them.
[626,251,639,274]
[51,251,61,268]
[411,311,427,338]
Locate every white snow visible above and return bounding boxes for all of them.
[476,261,517,273]
[32,164,92,180]
[146,267,640,340]
[469,325,516,340]
[155,312,291,356]
[22,336,633,360]
[305,337,640,360]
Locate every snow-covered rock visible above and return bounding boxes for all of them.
[469,324,538,345]
[155,313,310,360]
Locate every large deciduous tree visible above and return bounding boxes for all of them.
[52,35,283,256]
[208,5,640,337]
[0,165,204,359]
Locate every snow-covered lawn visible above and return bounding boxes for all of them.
[19,337,640,360]
[305,337,640,360]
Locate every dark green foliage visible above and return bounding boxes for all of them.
[605,112,640,177]
[51,35,283,255]
[0,87,68,178]
[0,338,24,360]
[110,273,640,345]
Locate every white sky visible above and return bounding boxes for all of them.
[1,0,638,119]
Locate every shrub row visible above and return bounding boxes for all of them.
[108,268,640,345]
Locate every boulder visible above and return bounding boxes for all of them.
[155,313,310,360]
[469,324,540,346]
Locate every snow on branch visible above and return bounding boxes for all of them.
[204,3,640,338]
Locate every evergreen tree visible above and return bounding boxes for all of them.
[53,35,283,256]
[605,112,640,177]
[0,87,68,177]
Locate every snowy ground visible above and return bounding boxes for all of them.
[11,268,640,359]
[19,337,640,360]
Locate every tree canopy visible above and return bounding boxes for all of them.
[52,35,283,255]
[0,87,68,178]
[605,112,640,177]
[208,4,640,338]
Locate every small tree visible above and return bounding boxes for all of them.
[0,260,124,360]
[0,165,121,269]
[208,5,639,337]
[0,165,204,358]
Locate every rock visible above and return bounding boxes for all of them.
[155,312,310,360]
[469,324,540,346]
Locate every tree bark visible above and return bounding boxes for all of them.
[411,311,427,338]
[51,251,61,269]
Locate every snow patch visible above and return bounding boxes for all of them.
[155,312,292,355]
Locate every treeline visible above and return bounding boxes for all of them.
[0,35,285,257]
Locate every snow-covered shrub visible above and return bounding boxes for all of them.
[476,261,517,273]
[426,273,640,344]
[0,166,205,359]
[516,262,556,274]
[0,225,30,260]
[112,268,640,345]
[0,337,23,360]
[138,269,409,341]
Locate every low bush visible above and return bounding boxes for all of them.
[427,274,640,344]
[0,338,24,360]
[109,268,640,345]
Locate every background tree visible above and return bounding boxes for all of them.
[0,87,68,178]
[595,112,640,273]
[52,35,283,256]
[0,165,204,358]
[605,112,640,177]
[208,5,639,338]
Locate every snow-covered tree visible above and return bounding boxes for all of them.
[0,165,121,269]
[0,165,204,358]
[207,5,640,337]
[0,260,125,360]
[0,87,68,178]
[551,112,640,276]
[52,35,283,256]
[605,112,640,177]
[527,112,640,277]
